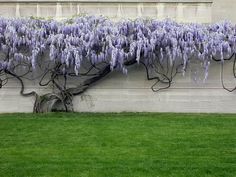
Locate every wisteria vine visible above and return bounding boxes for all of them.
[0,16,236,112]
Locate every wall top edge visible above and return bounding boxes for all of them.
[0,0,213,3]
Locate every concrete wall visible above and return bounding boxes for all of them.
[1,0,236,113]
[212,0,236,23]
[74,62,236,113]
[1,62,236,113]
[2,0,236,23]
[0,0,213,23]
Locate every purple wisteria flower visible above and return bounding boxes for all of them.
[0,16,235,79]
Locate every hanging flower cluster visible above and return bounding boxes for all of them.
[0,16,236,79]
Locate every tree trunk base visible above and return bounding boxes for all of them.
[33,93,74,113]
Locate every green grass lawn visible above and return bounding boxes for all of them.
[0,113,235,177]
